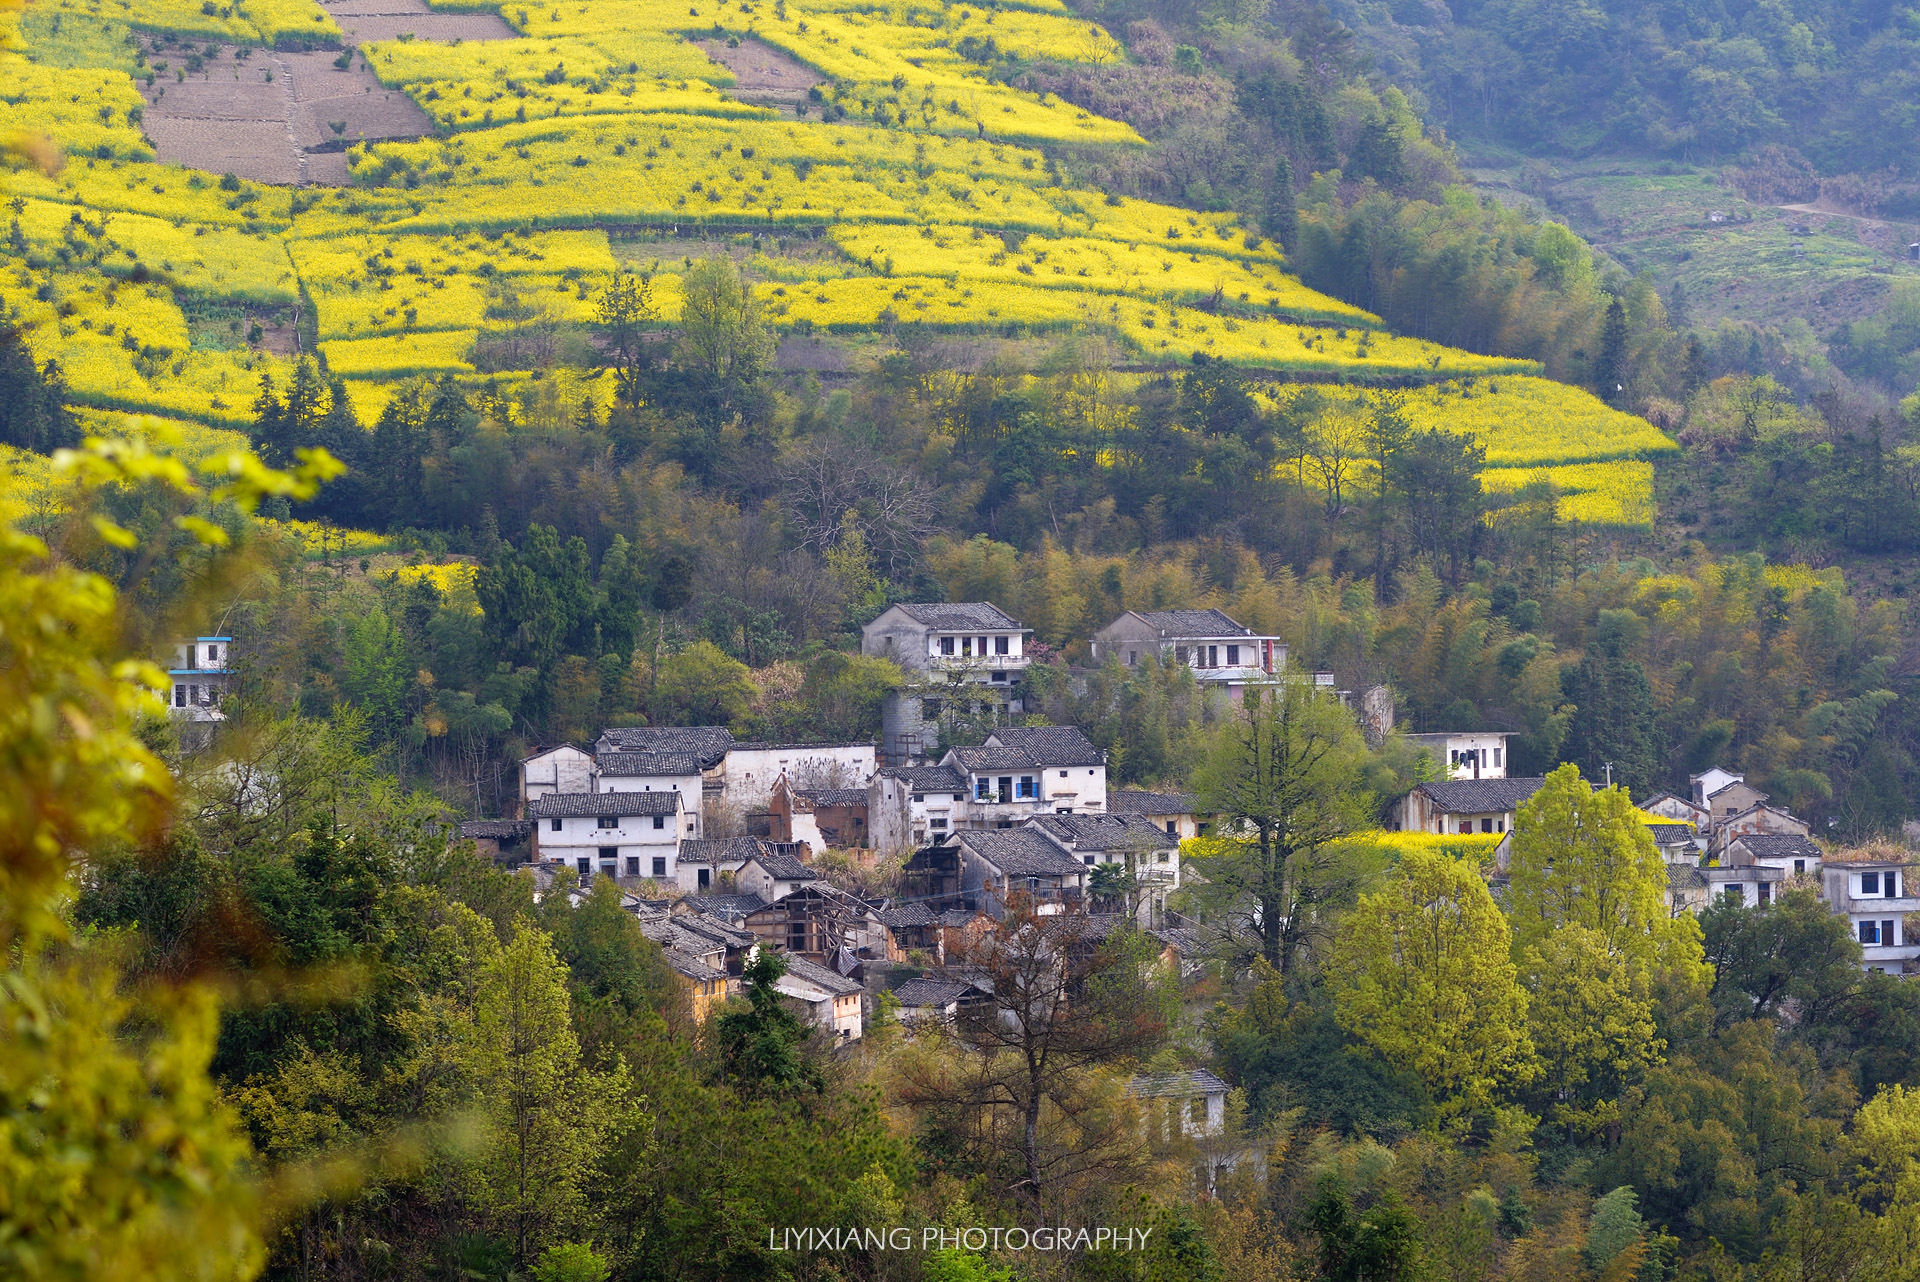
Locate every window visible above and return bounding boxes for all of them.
[1190,1098,1207,1126]
[991,670,1007,682]
[995,635,1009,655]
[1496,818,1506,833]
[940,636,955,655]
[923,698,942,719]
[1481,818,1494,833]
[626,857,639,876]
[206,644,218,663]
[1174,646,1189,663]
[911,793,924,803]
[1125,650,1136,666]
[174,684,186,708]
[1493,748,1502,767]
[1758,882,1772,905]
[788,922,807,952]
[551,817,564,832]
[1017,776,1036,798]
[1888,919,1900,945]
[1207,645,1219,667]
[1056,806,1073,814]
[998,776,1014,802]
[1084,855,1096,866]
[652,856,667,877]
[930,818,947,830]
[576,857,591,876]
[1059,770,1068,778]
[598,815,618,828]
[1887,871,1900,898]
[976,779,992,800]
[652,815,665,830]
[960,636,973,657]
[1862,920,1882,945]
[1157,851,1170,863]
[1793,859,1806,874]
[978,636,987,655]
[698,867,711,889]
[598,846,617,861]
[1226,644,1239,665]
[1863,871,1882,895]
[1726,885,1745,903]
[1166,821,1177,835]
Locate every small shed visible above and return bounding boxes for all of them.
[1129,1069,1230,1139]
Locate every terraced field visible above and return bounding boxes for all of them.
[1,0,1673,525]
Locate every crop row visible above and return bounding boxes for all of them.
[9,195,298,303]
[1482,461,1656,528]
[1401,376,1681,467]
[35,0,342,47]
[0,62,151,162]
[827,223,1376,325]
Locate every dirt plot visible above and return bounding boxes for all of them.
[697,36,821,109]
[138,0,507,185]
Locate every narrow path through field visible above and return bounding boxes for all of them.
[138,0,510,185]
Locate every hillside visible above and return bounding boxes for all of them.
[0,0,1687,526]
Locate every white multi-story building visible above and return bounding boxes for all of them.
[1821,856,1920,973]
[862,602,1032,760]
[1406,732,1511,780]
[867,726,1110,854]
[168,635,234,720]
[1090,608,1284,700]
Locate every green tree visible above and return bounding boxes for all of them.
[342,603,412,744]
[652,640,755,728]
[715,951,822,1096]
[1507,764,1697,973]
[1306,1175,1423,1282]
[1519,924,1662,1133]
[1262,156,1298,251]
[676,257,774,387]
[1188,681,1374,974]
[1559,611,1659,797]
[477,918,635,1269]
[595,270,657,410]
[1700,885,1861,1028]
[1592,294,1629,403]
[1331,848,1537,1117]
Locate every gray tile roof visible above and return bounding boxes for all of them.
[879,765,968,793]
[528,791,680,818]
[1107,790,1200,815]
[595,726,734,767]
[1032,813,1175,852]
[1729,833,1822,861]
[596,751,701,777]
[797,787,869,807]
[744,851,814,881]
[779,954,864,997]
[678,836,769,865]
[460,819,531,840]
[950,745,1042,771]
[877,903,939,927]
[1669,865,1709,893]
[893,977,977,1007]
[672,911,757,949]
[1646,823,1698,845]
[680,892,770,922]
[937,907,986,927]
[662,948,728,983]
[891,602,1023,630]
[1417,777,1547,814]
[984,725,1103,766]
[956,829,1086,878]
[1128,609,1252,637]
[1128,1069,1229,1099]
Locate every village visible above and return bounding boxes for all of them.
[168,598,1920,1135]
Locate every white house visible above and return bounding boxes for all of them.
[1406,732,1510,780]
[1642,791,1710,829]
[1725,833,1821,880]
[1690,767,1746,806]
[675,835,792,894]
[718,741,877,811]
[944,726,1108,830]
[1107,790,1204,839]
[1030,812,1180,926]
[1821,856,1920,973]
[1128,1069,1229,1139]
[1397,777,1547,835]
[869,764,971,855]
[168,635,235,720]
[1090,609,1283,700]
[774,955,865,1040]
[951,827,1088,916]
[521,744,596,802]
[529,790,683,882]
[737,847,819,904]
[862,602,1032,760]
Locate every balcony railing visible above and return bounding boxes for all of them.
[930,653,1029,670]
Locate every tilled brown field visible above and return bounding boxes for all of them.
[139,0,510,185]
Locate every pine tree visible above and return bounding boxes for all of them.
[1262,157,1299,252]
[1593,296,1629,405]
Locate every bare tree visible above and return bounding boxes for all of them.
[778,436,934,579]
[896,898,1172,1215]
